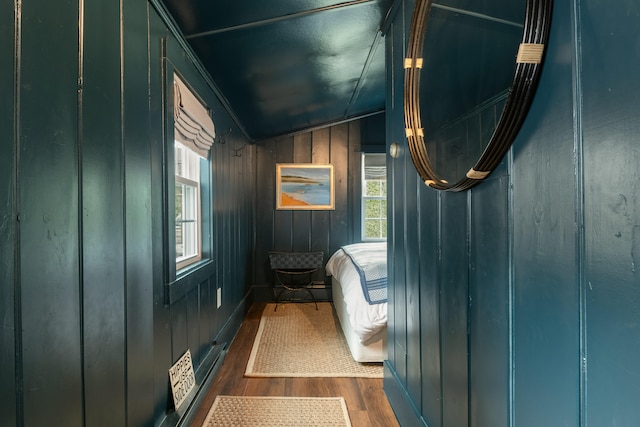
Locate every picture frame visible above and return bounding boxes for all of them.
[276,164,335,210]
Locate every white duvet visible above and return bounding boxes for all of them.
[325,242,387,344]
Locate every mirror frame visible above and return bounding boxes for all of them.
[404,0,553,191]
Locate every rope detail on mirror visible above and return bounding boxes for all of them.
[404,0,553,191]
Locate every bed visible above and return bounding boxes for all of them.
[325,242,388,363]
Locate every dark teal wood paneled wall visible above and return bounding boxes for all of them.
[20,1,83,424]
[252,115,385,295]
[0,1,17,425]
[511,0,578,424]
[580,1,640,424]
[82,0,126,424]
[384,0,640,426]
[0,1,255,426]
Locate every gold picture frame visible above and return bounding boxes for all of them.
[276,164,335,210]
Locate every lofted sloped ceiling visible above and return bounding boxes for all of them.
[158,0,394,141]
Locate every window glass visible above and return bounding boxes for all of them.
[362,153,387,241]
[175,141,202,268]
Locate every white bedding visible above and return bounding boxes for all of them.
[325,242,387,344]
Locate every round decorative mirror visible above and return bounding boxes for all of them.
[404,0,553,191]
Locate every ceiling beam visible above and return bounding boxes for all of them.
[432,3,524,28]
[184,0,377,39]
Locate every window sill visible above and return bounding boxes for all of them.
[176,258,210,279]
[176,254,203,272]
[165,259,215,305]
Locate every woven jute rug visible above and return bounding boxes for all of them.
[201,395,352,426]
[245,302,382,377]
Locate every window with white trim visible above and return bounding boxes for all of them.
[175,141,201,268]
[173,74,215,270]
[361,153,387,241]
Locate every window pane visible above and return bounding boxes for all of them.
[365,199,381,218]
[176,182,198,261]
[175,183,184,257]
[175,141,201,267]
[366,181,381,197]
[175,141,200,181]
[175,145,184,176]
[365,220,381,239]
[362,153,387,241]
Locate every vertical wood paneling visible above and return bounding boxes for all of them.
[404,167,421,405]
[396,0,417,392]
[211,141,223,316]
[215,132,226,308]
[81,0,126,424]
[581,0,640,424]
[439,192,469,427]
[186,286,200,365]
[171,297,189,362]
[220,139,231,312]
[236,139,253,300]
[221,137,230,311]
[418,181,442,427]
[386,1,409,385]
[0,0,17,422]
[274,137,294,251]
[386,1,640,426]
[213,136,228,314]
[230,148,241,302]
[311,128,331,264]
[391,129,407,383]
[213,136,226,319]
[236,142,253,296]
[511,1,580,425]
[123,2,155,425]
[149,11,174,423]
[291,132,312,252]
[229,148,238,302]
[199,277,215,356]
[198,148,215,354]
[255,140,277,284]
[19,1,83,424]
[347,121,361,244]
[469,177,509,427]
[329,124,350,254]
[203,106,255,325]
[253,117,385,293]
[384,12,400,377]
[294,131,312,162]
[2,3,257,426]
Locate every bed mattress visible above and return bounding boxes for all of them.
[326,243,388,362]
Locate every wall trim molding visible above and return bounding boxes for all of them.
[383,362,428,427]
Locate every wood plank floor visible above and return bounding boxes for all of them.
[189,302,400,427]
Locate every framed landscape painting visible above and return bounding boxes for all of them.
[276,164,335,210]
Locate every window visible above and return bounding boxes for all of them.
[173,73,215,270]
[362,153,387,241]
[175,141,201,269]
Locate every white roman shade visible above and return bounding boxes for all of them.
[364,153,386,180]
[174,74,215,159]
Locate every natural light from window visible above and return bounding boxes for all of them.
[175,141,202,269]
[362,153,387,241]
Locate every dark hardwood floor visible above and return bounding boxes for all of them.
[189,302,400,426]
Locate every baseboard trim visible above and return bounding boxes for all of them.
[383,361,429,427]
[159,293,251,427]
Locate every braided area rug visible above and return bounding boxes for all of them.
[202,396,351,427]
[244,303,382,377]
